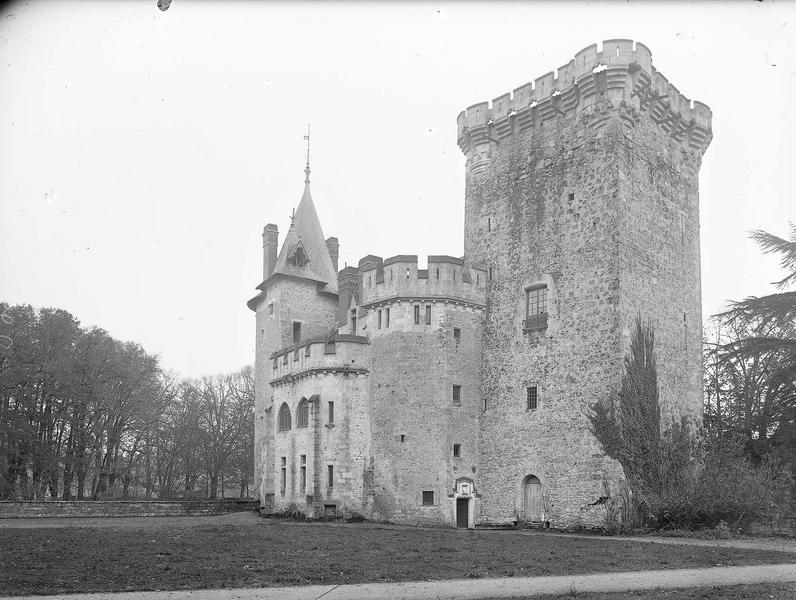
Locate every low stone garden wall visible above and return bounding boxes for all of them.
[0,499,259,519]
[748,513,796,538]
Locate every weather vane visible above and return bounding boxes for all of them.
[303,123,311,184]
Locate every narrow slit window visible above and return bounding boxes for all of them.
[425,305,431,325]
[386,308,390,327]
[452,385,461,406]
[293,321,302,344]
[377,309,382,329]
[414,305,420,325]
[453,444,461,458]
[327,465,334,489]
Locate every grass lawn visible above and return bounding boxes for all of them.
[531,582,796,599]
[0,517,794,596]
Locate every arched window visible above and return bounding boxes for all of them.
[297,398,309,428]
[277,403,291,432]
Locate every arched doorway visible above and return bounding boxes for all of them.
[522,475,542,522]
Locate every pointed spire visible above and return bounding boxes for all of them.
[268,127,338,294]
[303,123,311,185]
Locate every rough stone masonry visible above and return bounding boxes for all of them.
[247,39,711,529]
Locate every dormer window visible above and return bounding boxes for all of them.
[524,285,548,331]
[287,244,309,268]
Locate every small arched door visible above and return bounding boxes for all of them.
[523,475,542,521]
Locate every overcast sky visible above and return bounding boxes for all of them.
[0,1,793,377]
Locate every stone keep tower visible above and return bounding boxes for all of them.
[457,40,711,525]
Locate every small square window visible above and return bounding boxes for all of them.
[527,386,538,410]
[324,341,336,354]
[422,491,434,506]
[453,328,461,341]
[452,385,461,405]
[453,444,461,458]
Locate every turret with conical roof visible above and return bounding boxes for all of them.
[249,146,341,497]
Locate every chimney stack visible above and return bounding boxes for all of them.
[263,224,279,280]
[326,237,339,273]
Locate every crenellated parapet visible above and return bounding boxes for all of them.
[358,254,487,309]
[457,39,712,171]
[270,333,370,387]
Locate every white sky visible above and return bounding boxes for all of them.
[0,1,793,377]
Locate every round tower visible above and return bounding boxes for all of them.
[358,254,486,527]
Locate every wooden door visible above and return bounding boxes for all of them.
[523,477,542,521]
[456,498,469,528]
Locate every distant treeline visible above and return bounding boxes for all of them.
[0,304,254,501]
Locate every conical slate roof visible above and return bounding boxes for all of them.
[270,182,338,294]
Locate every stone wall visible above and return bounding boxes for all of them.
[616,110,704,424]
[369,301,483,526]
[467,105,627,528]
[0,499,258,519]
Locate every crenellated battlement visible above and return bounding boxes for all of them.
[357,254,487,308]
[457,39,712,161]
[270,333,370,386]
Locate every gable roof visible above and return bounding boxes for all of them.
[270,182,338,294]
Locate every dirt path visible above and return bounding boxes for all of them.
[7,563,796,600]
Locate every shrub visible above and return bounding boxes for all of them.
[589,316,793,532]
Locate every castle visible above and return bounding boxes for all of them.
[247,40,712,528]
